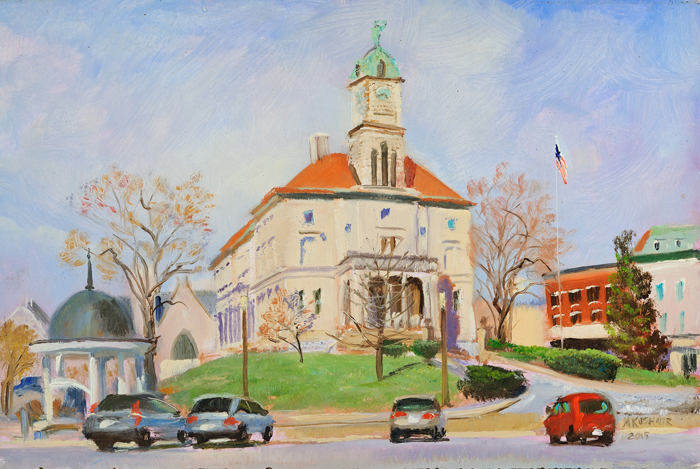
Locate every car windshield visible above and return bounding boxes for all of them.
[394,398,438,412]
[146,399,179,415]
[191,397,233,414]
[579,399,610,414]
[97,395,141,412]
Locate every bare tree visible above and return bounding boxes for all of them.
[329,240,419,381]
[59,167,214,390]
[258,288,316,363]
[467,163,570,342]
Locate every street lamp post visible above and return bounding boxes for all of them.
[440,291,449,407]
[241,295,249,398]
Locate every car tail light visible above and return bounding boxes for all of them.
[187,415,198,424]
[422,413,438,420]
[131,401,142,426]
[89,403,98,414]
[223,417,239,426]
[391,411,407,419]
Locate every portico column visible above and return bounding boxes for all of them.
[117,353,127,394]
[88,353,99,408]
[98,357,108,401]
[42,356,53,423]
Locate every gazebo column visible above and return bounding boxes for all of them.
[55,354,65,378]
[88,353,100,407]
[135,356,144,392]
[117,353,128,394]
[42,356,53,423]
[98,357,108,400]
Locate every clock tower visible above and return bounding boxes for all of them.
[348,21,406,188]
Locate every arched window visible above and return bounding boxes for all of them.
[381,142,388,186]
[172,332,198,360]
[371,149,378,185]
[390,150,397,187]
[377,60,386,78]
[355,64,361,78]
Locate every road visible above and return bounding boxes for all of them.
[1,432,699,469]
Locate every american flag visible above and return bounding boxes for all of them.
[555,143,568,184]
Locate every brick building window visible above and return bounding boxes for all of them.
[568,290,582,306]
[570,311,582,325]
[605,286,612,303]
[550,292,560,309]
[552,314,561,326]
[586,286,600,303]
[590,309,603,323]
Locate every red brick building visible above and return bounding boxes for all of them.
[544,263,616,348]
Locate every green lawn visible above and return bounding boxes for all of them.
[160,352,460,412]
[615,367,698,387]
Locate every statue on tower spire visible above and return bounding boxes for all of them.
[371,20,387,48]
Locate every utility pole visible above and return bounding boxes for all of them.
[241,295,249,397]
[440,291,449,407]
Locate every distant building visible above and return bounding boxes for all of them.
[211,25,476,352]
[543,225,700,374]
[7,299,51,376]
[155,277,218,380]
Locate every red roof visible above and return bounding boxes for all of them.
[211,153,472,269]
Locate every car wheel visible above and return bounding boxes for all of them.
[549,434,560,444]
[237,428,249,442]
[263,426,273,442]
[390,430,400,443]
[431,427,440,441]
[599,431,614,446]
[194,435,208,445]
[94,439,113,451]
[137,429,152,448]
[566,427,578,444]
[177,430,187,444]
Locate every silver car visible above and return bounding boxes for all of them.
[185,395,274,444]
[390,395,447,442]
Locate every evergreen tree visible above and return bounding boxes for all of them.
[605,230,670,371]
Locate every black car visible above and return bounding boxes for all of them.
[82,393,186,451]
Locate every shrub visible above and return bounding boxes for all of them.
[383,342,409,358]
[543,348,621,382]
[487,338,511,351]
[410,340,441,360]
[457,365,527,402]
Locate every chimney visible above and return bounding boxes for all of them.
[309,133,330,164]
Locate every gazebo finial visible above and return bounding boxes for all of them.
[85,248,94,291]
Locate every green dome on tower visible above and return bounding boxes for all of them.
[350,20,401,80]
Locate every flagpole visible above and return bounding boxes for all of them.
[555,135,564,349]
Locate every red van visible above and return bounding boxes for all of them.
[544,392,615,445]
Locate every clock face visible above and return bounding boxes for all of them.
[376,88,391,100]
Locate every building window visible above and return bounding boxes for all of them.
[550,293,560,309]
[302,210,314,225]
[659,313,667,333]
[680,311,685,334]
[586,286,600,303]
[570,311,581,325]
[654,240,660,250]
[568,290,582,306]
[447,219,457,230]
[381,142,388,186]
[298,290,305,311]
[552,314,561,326]
[381,236,398,253]
[656,283,664,301]
[453,290,462,312]
[676,279,685,302]
[355,64,361,77]
[377,59,386,77]
[605,286,612,303]
[381,207,390,219]
[314,289,322,316]
[676,239,682,248]
[371,149,378,185]
[591,309,603,323]
[390,151,397,187]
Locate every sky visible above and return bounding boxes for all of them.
[1,0,699,319]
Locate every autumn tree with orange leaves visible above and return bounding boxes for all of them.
[467,163,570,343]
[258,289,316,363]
[1,320,37,416]
[59,168,214,390]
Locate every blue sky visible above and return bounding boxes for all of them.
[1,0,699,318]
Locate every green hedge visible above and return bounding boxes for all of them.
[543,349,621,382]
[489,339,620,382]
[410,340,441,360]
[457,365,527,401]
[383,342,409,358]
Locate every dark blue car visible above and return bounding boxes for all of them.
[82,393,186,451]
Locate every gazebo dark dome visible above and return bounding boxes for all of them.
[49,290,135,340]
